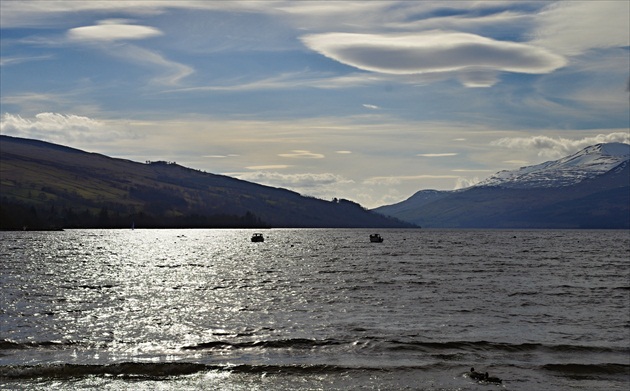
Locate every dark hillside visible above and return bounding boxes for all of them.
[0,136,413,229]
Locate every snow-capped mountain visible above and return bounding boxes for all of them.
[374,143,630,228]
[475,143,629,189]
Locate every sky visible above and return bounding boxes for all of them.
[1,1,629,208]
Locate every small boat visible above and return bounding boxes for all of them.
[369,233,383,243]
[251,233,264,242]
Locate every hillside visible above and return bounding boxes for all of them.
[0,136,413,229]
[374,143,630,229]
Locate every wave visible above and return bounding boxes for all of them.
[0,362,207,380]
[0,362,398,380]
[77,284,115,290]
[180,337,630,360]
[5,361,627,381]
[542,363,630,376]
[4,338,625,357]
[0,340,81,351]
[380,340,628,355]
[182,338,344,350]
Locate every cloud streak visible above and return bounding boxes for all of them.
[301,31,567,87]
[364,174,459,185]
[64,20,193,86]
[0,54,53,67]
[278,150,325,159]
[417,153,458,157]
[235,171,353,189]
[533,1,630,55]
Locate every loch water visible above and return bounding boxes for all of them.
[1,228,628,390]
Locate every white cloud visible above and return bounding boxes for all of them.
[114,45,194,86]
[246,165,291,170]
[452,169,494,173]
[278,150,325,159]
[503,160,529,166]
[204,154,240,158]
[65,20,192,86]
[491,133,630,158]
[167,71,382,94]
[362,104,379,110]
[364,174,459,185]
[417,153,458,157]
[454,176,480,189]
[0,54,53,67]
[301,31,567,87]
[235,171,353,189]
[68,20,163,42]
[1,92,71,113]
[0,1,264,28]
[1,112,100,132]
[457,70,499,88]
[533,1,630,56]
[0,112,105,143]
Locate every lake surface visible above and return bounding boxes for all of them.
[1,228,628,390]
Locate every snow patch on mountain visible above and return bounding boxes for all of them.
[476,142,630,189]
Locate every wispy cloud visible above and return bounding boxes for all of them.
[235,171,353,189]
[533,1,630,55]
[417,153,458,157]
[166,71,382,94]
[65,20,193,86]
[0,1,261,28]
[112,44,194,86]
[278,150,325,159]
[503,160,529,166]
[364,175,459,185]
[245,165,291,170]
[452,169,494,173]
[0,54,53,67]
[204,154,240,158]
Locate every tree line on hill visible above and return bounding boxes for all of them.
[0,199,269,230]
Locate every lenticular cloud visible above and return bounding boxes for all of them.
[301,31,566,87]
[68,20,163,42]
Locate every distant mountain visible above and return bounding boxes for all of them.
[0,135,412,229]
[374,143,630,228]
[476,143,629,188]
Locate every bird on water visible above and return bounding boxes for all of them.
[483,372,502,384]
[469,368,485,380]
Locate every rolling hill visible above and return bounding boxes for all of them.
[0,135,412,229]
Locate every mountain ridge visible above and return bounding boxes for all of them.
[475,142,629,189]
[0,135,413,229]
[374,143,629,229]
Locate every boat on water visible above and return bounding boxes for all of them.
[370,234,383,243]
[251,233,265,242]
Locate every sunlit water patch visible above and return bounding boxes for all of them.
[1,229,629,390]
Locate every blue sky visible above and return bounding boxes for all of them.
[1,1,628,208]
